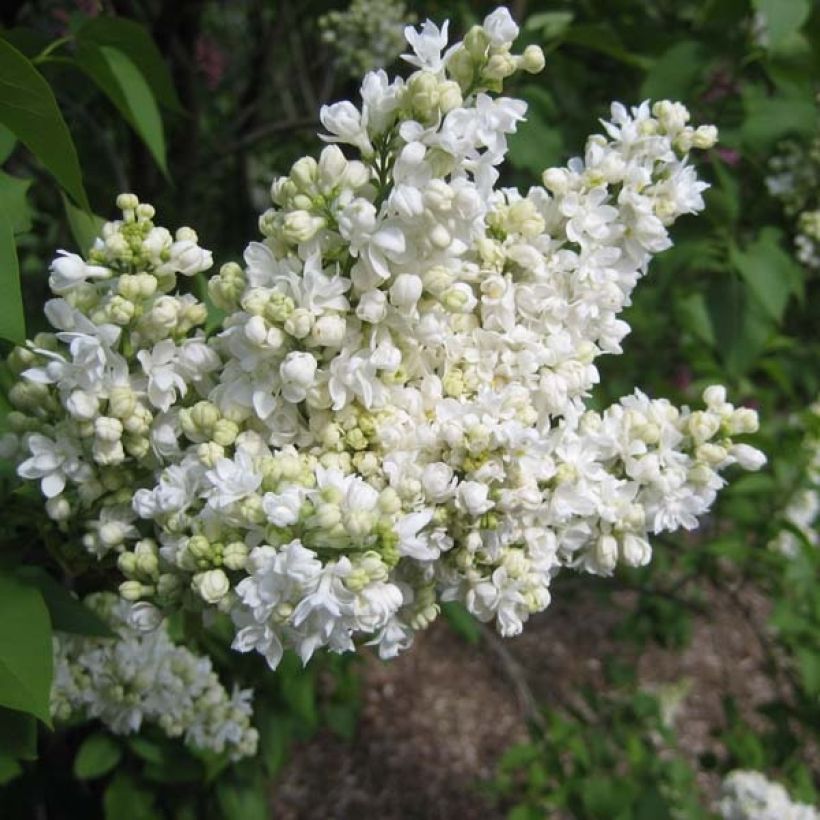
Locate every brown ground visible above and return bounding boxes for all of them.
[268,579,778,819]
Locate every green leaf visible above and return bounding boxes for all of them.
[62,193,105,256]
[752,0,810,48]
[75,43,168,176]
[525,11,575,39]
[0,753,22,785]
[640,41,706,102]
[76,16,183,113]
[561,24,652,70]
[0,37,88,209]
[731,228,801,322]
[741,88,817,153]
[16,567,114,638]
[257,705,291,776]
[707,280,774,376]
[0,206,25,345]
[0,170,32,234]
[74,733,122,780]
[441,601,481,644]
[0,570,52,724]
[677,293,715,347]
[0,124,15,163]
[216,780,268,820]
[104,772,160,820]
[0,705,37,760]
[281,668,317,729]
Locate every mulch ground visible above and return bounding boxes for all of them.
[268,580,778,819]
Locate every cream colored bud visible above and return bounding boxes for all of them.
[438,80,463,114]
[484,52,516,81]
[311,314,346,347]
[621,533,651,567]
[283,210,324,243]
[46,496,71,521]
[135,551,159,578]
[595,534,618,574]
[116,193,139,211]
[212,418,239,447]
[727,407,759,435]
[543,167,571,194]
[521,44,545,73]
[195,569,230,604]
[688,411,721,444]
[692,125,718,149]
[318,145,347,190]
[284,307,315,339]
[94,416,123,442]
[124,435,150,459]
[290,156,318,190]
[197,441,225,467]
[117,552,137,576]
[108,387,136,419]
[119,580,145,601]
[223,541,249,571]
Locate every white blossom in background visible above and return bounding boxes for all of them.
[718,770,819,820]
[51,594,258,760]
[769,400,819,557]
[320,0,414,78]
[7,7,766,673]
[766,131,820,270]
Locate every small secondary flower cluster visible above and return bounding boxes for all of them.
[6,7,765,671]
[766,133,820,270]
[769,399,819,558]
[319,0,415,78]
[51,594,258,760]
[718,770,819,820]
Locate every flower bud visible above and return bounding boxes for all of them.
[284,307,314,338]
[46,496,71,521]
[195,569,230,604]
[119,580,146,601]
[290,156,318,191]
[520,44,545,74]
[621,533,651,567]
[390,274,423,308]
[223,541,249,571]
[283,211,324,244]
[594,534,618,574]
[94,416,123,442]
[356,289,388,323]
[730,444,766,471]
[311,314,346,347]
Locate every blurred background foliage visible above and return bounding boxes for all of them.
[0,0,817,817]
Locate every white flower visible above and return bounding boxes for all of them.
[457,481,494,516]
[262,486,306,526]
[279,351,318,402]
[483,7,519,46]
[137,341,188,412]
[49,251,110,294]
[18,433,87,498]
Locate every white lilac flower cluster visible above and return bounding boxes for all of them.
[6,7,765,672]
[718,770,819,820]
[51,593,258,760]
[319,0,415,78]
[766,133,820,270]
[2,194,217,559]
[769,400,819,558]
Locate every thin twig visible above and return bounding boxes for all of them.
[479,623,548,733]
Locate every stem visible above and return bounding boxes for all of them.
[32,36,73,65]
